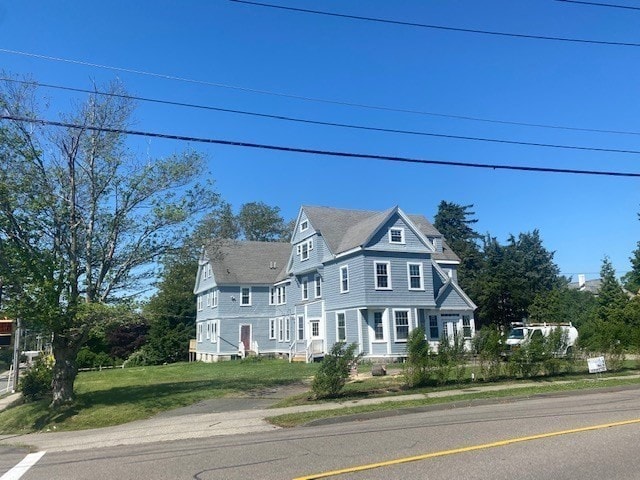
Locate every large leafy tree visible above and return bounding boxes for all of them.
[238,201,288,242]
[0,78,218,406]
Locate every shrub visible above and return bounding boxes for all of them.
[473,326,503,381]
[403,328,432,387]
[124,348,154,367]
[20,355,54,402]
[312,342,361,399]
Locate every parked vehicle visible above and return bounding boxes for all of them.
[504,322,578,356]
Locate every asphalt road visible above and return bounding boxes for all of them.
[3,386,640,480]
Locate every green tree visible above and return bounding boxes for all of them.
[528,288,597,328]
[238,201,288,242]
[143,256,198,363]
[192,201,240,248]
[598,257,628,322]
[0,78,218,407]
[403,327,431,387]
[475,231,563,328]
[433,201,482,295]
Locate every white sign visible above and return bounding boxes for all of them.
[588,356,607,374]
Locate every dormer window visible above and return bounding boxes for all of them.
[300,220,309,232]
[298,239,313,261]
[389,228,405,244]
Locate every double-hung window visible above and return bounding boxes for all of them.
[241,287,251,306]
[269,319,276,340]
[213,290,218,307]
[375,261,391,290]
[297,315,305,341]
[374,311,384,341]
[340,265,349,293]
[197,295,203,311]
[389,228,405,244]
[463,315,472,339]
[394,310,410,341]
[302,279,309,300]
[211,321,218,343]
[429,315,439,339]
[407,263,423,290]
[337,312,346,341]
[315,274,322,298]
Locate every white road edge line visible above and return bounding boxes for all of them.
[1,452,46,480]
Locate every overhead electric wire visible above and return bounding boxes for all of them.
[4,77,640,156]
[229,0,640,48]
[2,50,640,139]
[2,113,640,178]
[556,0,640,11]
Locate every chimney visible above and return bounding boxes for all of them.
[578,274,586,288]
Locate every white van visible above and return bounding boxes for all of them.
[505,322,578,356]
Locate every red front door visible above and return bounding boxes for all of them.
[240,325,251,351]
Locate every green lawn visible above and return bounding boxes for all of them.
[0,359,318,434]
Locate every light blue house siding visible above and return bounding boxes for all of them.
[194,206,476,362]
[366,215,430,253]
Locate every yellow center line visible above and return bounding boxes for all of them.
[293,418,640,480]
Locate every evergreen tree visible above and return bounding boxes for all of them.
[433,201,483,296]
[597,257,628,322]
[622,241,640,294]
[474,231,563,328]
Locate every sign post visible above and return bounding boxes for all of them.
[11,318,20,393]
[588,356,607,376]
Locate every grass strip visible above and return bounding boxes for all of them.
[267,376,640,428]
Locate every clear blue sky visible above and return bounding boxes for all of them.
[1,1,639,281]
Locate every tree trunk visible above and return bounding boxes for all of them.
[50,335,80,408]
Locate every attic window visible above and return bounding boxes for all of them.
[300,220,309,232]
[389,228,405,244]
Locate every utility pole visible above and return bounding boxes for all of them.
[11,318,20,393]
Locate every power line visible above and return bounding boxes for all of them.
[4,77,640,156]
[556,0,640,11]
[2,49,640,139]
[2,113,640,178]
[230,0,640,48]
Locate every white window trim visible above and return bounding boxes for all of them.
[213,290,218,307]
[197,295,203,311]
[269,287,275,305]
[301,242,309,261]
[269,318,276,340]
[407,262,424,291]
[336,311,347,342]
[285,316,290,342]
[206,292,211,307]
[240,287,252,306]
[206,321,211,339]
[211,321,218,343]
[340,265,349,293]
[374,261,392,290]
[372,310,386,342]
[393,309,411,343]
[314,274,322,298]
[389,227,405,244]
[278,317,284,342]
[300,220,308,232]
[302,279,309,300]
[297,315,305,341]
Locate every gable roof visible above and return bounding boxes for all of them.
[302,205,460,262]
[203,241,290,285]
